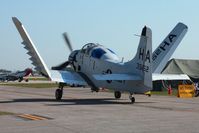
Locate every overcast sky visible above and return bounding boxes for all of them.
[0,0,198,71]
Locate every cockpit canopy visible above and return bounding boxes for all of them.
[80,43,119,62]
[91,48,106,59]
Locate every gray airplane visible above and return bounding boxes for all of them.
[12,17,187,103]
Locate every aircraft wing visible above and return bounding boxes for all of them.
[12,17,50,77]
[152,23,188,73]
[12,17,87,86]
[93,73,190,81]
[50,70,87,85]
[93,74,142,81]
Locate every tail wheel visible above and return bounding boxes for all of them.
[129,94,135,103]
[130,97,135,103]
[55,89,63,100]
[114,91,121,99]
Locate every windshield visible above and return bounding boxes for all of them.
[91,48,106,59]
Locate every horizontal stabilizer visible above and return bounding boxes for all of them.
[93,74,142,81]
[94,73,190,81]
[152,74,190,81]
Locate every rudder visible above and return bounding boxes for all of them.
[126,26,152,89]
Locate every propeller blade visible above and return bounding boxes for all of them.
[51,61,71,70]
[63,32,73,52]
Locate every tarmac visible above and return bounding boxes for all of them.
[0,85,199,133]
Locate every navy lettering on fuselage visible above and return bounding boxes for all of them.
[152,34,177,61]
[101,69,112,83]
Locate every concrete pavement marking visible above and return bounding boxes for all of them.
[17,114,51,121]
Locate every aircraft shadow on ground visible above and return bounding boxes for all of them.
[0,98,155,105]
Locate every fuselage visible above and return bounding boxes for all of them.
[71,43,146,93]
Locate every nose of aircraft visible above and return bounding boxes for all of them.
[68,50,79,62]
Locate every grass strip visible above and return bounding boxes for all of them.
[0,111,14,116]
[26,77,49,81]
[0,83,59,88]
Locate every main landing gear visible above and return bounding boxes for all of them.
[114,91,121,99]
[114,91,135,103]
[55,83,64,100]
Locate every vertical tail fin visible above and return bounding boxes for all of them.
[127,26,152,89]
[152,22,188,73]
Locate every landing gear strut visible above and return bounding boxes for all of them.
[91,87,99,92]
[129,94,135,103]
[114,91,121,99]
[55,83,64,100]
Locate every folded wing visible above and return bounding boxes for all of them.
[12,17,87,85]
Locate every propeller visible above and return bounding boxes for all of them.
[51,61,71,70]
[51,32,76,70]
[63,32,73,52]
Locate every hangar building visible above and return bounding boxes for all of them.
[153,58,199,91]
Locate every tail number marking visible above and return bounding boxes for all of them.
[136,63,149,72]
[139,48,151,63]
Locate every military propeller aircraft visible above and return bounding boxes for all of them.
[12,17,188,103]
[0,68,32,82]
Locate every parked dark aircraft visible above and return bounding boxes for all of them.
[0,68,32,82]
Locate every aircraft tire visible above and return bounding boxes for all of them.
[114,91,121,99]
[130,97,135,103]
[55,89,63,100]
[147,94,151,97]
[18,77,23,82]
